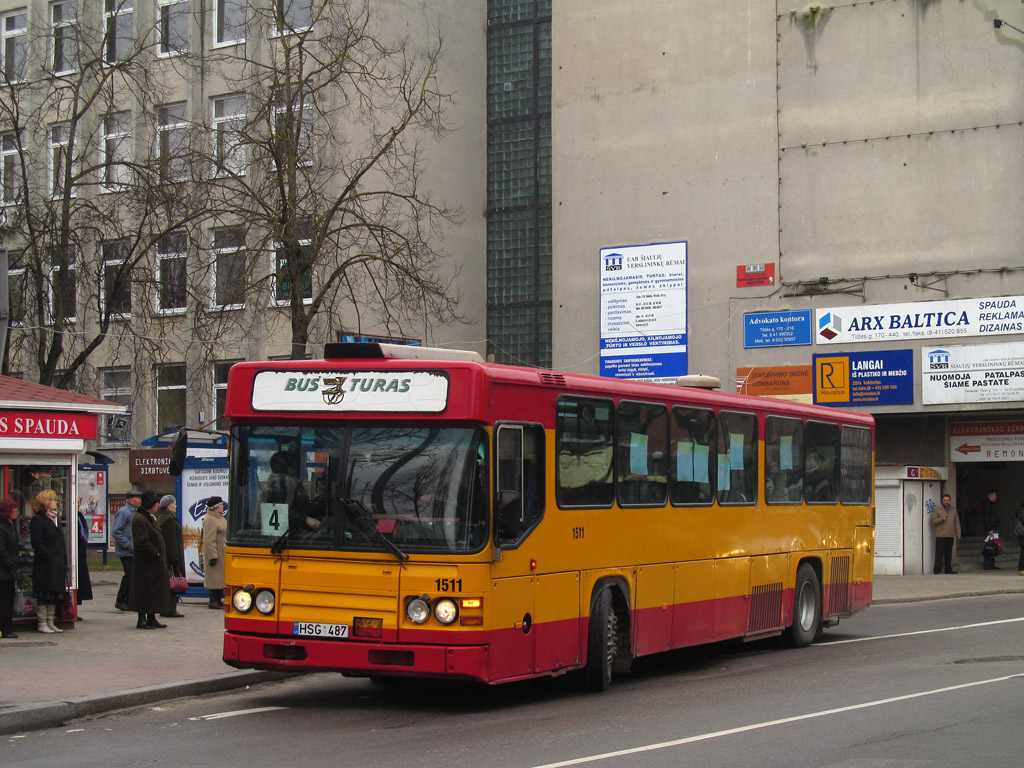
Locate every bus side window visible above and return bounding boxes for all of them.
[765,416,803,504]
[495,424,545,547]
[805,421,840,504]
[616,401,668,507]
[840,426,872,505]
[670,407,715,505]
[716,412,757,505]
[556,397,614,508]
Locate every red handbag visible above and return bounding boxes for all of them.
[169,575,188,593]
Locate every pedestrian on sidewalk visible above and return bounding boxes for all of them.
[982,490,1001,570]
[1014,499,1024,576]
[112,490,141,611]
[930,493,960,574]
[128,491,174,629]
[76,508,93,610]
[0,498,21,639]
[29,491,67,635]
[203,496,226,609]
[157,495,185,618]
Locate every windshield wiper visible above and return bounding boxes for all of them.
[270,521,297,555]
[341,498,408,562]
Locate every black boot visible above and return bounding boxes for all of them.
[137,612,154,629]
[147,613,167,629]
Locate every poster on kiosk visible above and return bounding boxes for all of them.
[175,454,229,593]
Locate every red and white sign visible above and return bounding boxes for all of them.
[736,263,776,288]
[950,420,1024,463]
[0,410,97,440]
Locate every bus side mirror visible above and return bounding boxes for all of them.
[496,490,522,539]
[168,429,188,477]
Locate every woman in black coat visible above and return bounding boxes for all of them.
[76,510,94,606]
[0,498,21,639]
[127,491,173,629]
[29,490,67,635]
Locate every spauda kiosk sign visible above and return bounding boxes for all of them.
[251,370,450,413]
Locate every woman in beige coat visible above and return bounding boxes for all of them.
[202,496,227,609]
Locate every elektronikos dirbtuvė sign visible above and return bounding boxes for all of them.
[922,341,1024,405]
[251,370,450,412]
[815,296,1024,344]
[599,241,688,383]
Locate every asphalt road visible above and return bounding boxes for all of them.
[5,594,1024,768]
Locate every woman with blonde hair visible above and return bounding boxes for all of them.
[29,490,68,634]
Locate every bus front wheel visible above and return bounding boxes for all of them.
[583,589,616,692]
[789,563,821,648]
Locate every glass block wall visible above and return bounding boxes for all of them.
[486,0,552,368]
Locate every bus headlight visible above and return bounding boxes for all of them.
[255,590,275,615]
[434,598,458,625]
[232,589,253,613]
[407,598,430,624]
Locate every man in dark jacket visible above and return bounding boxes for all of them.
[112,490,141,610]
[982,490,1000,570]
[127,491,173,629]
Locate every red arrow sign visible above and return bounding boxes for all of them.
[955,443,981,455]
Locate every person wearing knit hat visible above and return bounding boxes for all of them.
[156,495,186,618]
[128,490,174,629]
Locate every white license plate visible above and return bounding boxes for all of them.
[293,622,350,638]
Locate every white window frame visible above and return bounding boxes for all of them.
[273,0,312,36]
[49,122,76,198]
[2,8,27,84]
[156,231,187,315]
[101,111,131,191]
[273,85,313,166]
[48,254,76,325]
[213,0,245,47]
[1,130,23,205]
[50,0,77,75]
[100,367,132,445]
[155,363,186,434]
[211,226,246,310]
[271,238,313,307]
[7,264,25,327]
[103,0,133,64]
[156,101,188,183]
[211,93,246,177]
[157,0,188,56]
[101,239,131,317]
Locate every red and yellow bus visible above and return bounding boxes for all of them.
[215,343,873,690]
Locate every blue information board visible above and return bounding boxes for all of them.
[813,349,914,406]
[743,310,812,348]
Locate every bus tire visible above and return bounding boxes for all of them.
[789,563,821,648]
[584,589,616,692]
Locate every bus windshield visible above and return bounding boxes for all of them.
[227,425,489,555]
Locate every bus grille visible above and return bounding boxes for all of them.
[827,557,852,615]
[747,582,784,634]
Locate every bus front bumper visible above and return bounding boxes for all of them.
[223,631,491,683]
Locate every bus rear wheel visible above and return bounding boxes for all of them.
[789,563,821,648]
[583,589,617,692]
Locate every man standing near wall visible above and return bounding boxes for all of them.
[931,493,961,575]
[112,490,141,610]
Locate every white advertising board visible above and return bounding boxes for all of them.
[816,296,1024,345]
[599,241,687,382]
[181,466,229,585]
[949,421,1024,463]
[251,370,449,412]
[922,342,1024,405]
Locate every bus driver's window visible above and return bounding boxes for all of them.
[495,424,545,547]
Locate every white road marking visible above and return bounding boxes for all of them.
[189,706,287,721]
[820,616,1024,646]
[531,673,1024,768]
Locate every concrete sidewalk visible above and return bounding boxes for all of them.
[2,571,1023,735]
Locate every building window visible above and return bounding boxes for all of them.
[104,0,133,64]
[275,0,312,35]
[213,360,238,430]
[215,0,245,45]
[49,123,76,198]
[101,111,131,190]
[211,94,245,176]
[272,221,312,305]
[51,0,78,75]
[102,238,131,316]
[48,251,76,324]
[486,1,552,368]
[156,363,186,433]
[1,131,22,204]
[157,101,188,183]
[273,85,313,165]
[100,368,132,444]
[2,8,27,83]
[7,260,25,327]
[157,0,188,55]
[212,226,245,308]
[156,231,187,313]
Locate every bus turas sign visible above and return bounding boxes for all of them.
[250,370,449,413]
